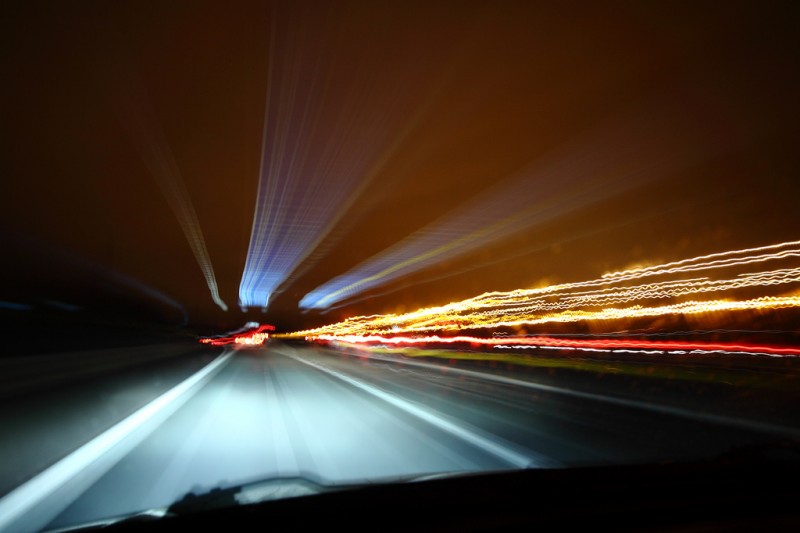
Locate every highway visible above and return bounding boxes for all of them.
[1,341,798,532]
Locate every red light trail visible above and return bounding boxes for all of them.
[311,334,800,358]
[199,324,275,347]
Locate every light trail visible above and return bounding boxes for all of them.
[308,334,800,358]
[291,295,800,338]
[200,324,275,347]
[238,1,451,311]
[285,239,800,340]
[114,72,228,312]
[300,102,726,311]
[602,239,800,279]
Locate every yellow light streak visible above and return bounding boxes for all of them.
[282,240,800,339]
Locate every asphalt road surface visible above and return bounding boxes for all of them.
[1,341,797,532]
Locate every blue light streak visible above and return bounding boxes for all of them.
[238,1,446,310]
[300,103,720,310]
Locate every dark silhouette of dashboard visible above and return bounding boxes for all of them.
[77,442,800,532]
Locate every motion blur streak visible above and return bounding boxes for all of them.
[311,334,800,358]
[0,351,232,533]
[602,239,800,279]
[114,73,228,312]
[282,351,542,468]
[287,239,800,337]
[300,103,726,310]
[238,1,450,311]
[199,324,275,347]
[507,346,791,358]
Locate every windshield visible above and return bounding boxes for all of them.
[2,1,800,532]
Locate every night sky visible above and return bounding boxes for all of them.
[2,1,799,334]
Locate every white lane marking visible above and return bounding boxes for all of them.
[342,350,800,439]
[0,350,234,532]
[277,349,547,469]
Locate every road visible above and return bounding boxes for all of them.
[1,340,798,532]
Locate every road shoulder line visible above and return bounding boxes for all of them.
[0,350,234,533]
